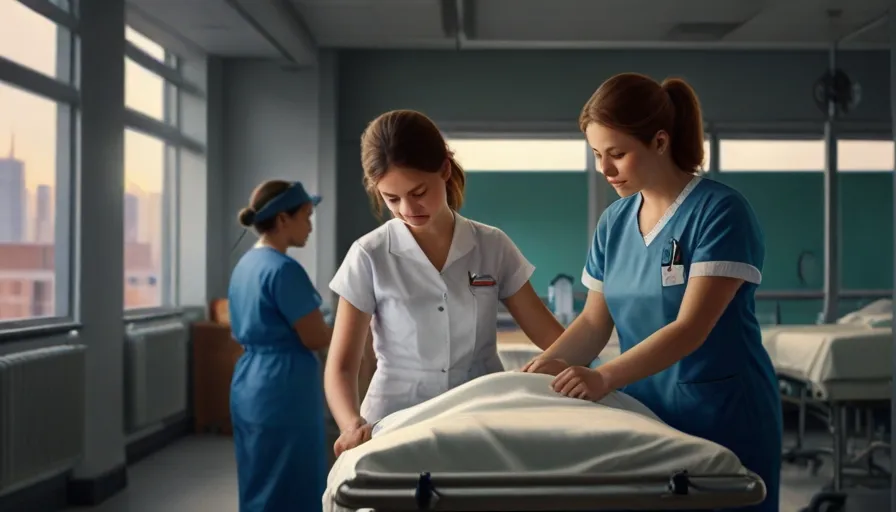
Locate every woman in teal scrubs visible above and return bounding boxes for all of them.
[524,73,782,512]
[228,179,332,511]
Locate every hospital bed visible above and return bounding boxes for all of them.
[760,301,893,503]
[324,371,766,511]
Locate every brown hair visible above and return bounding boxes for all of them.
[237,180,299,233]
[578,73,705,173]
[360,109,465,218]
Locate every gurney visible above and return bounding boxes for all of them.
[324,372,766,511]
[760,323,892,499]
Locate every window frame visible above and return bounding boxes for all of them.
[121,24,206,318]
[0,0,78,333]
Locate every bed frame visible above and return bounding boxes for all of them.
[333,469,766,511]
[777,374,890,511]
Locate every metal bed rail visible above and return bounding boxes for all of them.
[334,469,766,511]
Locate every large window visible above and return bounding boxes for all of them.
[123,25,205,312]
[0,0,75,325]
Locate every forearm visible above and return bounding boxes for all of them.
[598,320,703,390]
[528,316,565,351]
[540,314,609,367]
[324,366,364,431]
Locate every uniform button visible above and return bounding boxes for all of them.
[438,306,444,312]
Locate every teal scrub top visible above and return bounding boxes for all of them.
[583,176,782,512]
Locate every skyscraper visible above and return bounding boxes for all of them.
[0,136,25,243]
[34,184,53,243]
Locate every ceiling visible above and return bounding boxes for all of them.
[126,0,891,65]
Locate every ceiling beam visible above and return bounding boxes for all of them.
[225,0,317,66]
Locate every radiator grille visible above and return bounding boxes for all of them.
[0,344,87,495]
[125,321,188,433]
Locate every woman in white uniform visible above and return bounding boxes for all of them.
[324,109,565,456]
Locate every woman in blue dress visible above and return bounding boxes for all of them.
[524,72,782,512]
[228,179,332,511]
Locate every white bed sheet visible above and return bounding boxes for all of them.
[324,372,746,512]
[497,330,621,371]
[837,298,892,327]
[761,325,892,400]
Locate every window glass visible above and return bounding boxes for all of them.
[125,58,166,121]
[124,129,166,310]
[447,139,587,171]
[0,0,66,80]
[838,140,895,172]
[719,139,825,172]
[126,26,167,63]
[0,81,66,321]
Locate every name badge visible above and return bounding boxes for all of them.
[468,272,497,287]
[661,237,685,287]
[662,265,685,287]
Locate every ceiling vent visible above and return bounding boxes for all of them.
[666,22,743,42]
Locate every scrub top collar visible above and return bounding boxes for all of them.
[387,211,475,272]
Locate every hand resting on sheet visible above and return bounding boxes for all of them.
[324,371,749,512]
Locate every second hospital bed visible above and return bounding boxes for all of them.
[760,305,893,502]
[324,371,766,511]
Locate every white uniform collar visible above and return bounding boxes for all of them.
[387,211,475,270]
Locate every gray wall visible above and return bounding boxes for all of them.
[334,49,891,260]
[216,52,339,302]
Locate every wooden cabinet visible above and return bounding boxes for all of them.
[192,321,242,435]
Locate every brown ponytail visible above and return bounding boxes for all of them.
[578,72,706,174]
[445,155,466,210]
[661,78,705,173]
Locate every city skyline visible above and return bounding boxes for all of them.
[0,148,163,248]
[1,0,166,193]
[0,148,163,318]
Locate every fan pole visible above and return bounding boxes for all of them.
[820,40,840,324]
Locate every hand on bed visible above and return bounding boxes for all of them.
[551,366,610,402]
[333,421,374,457]
[521,357,570,376]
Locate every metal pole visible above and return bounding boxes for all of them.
[889,4,896,509]
[820,42,840,324]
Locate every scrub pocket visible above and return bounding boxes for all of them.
[673,374,747,445]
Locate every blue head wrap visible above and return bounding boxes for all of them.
[253,182,321,223]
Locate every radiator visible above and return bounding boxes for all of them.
[0,344,87,495]
[125,320,188,433]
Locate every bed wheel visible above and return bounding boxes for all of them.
[800,491,847,512]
